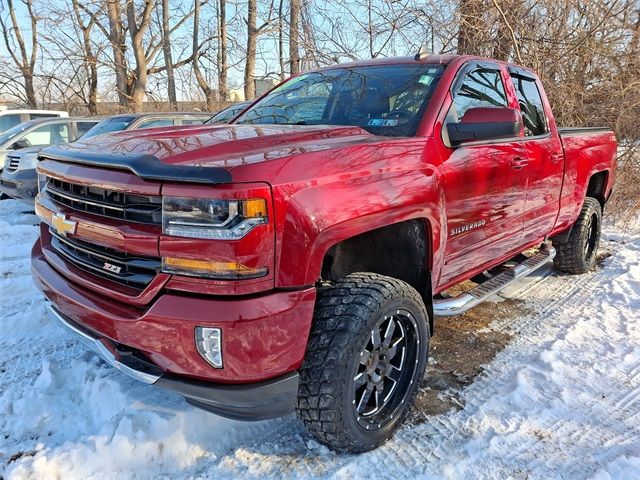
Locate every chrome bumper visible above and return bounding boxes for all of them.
[46,303,161,384]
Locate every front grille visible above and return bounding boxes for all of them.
[45,176,162,224]
[49,229,160,289]
[5,154,20,172]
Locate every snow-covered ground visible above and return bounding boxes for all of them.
[1,198,639,480]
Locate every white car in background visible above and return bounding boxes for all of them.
[0,107,68,133]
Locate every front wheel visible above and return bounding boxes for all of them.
[553,197,602,274]
[297,273,430,453]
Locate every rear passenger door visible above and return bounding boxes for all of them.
[440,63,527,286]
[509,68,563,240]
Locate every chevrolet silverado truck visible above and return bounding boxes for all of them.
[31,53,616,453]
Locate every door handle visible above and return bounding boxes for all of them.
[510,157,529,170]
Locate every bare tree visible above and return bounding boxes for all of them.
[161,0,178,109]
[125,0,155,110]
[0,0,38,107]
[193,0,215,108]
[218,0,228,100]
[289,0,300,74]
[457,0,486,55]
[245,0,258,99]
[70,0,99,114]
[105,0,129,107]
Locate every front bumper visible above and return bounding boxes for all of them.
[0,167,37,204]
[47,304,300,420]
[32,239,316,419]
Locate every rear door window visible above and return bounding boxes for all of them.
[510,75,548,136]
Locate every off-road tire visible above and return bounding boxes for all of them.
[296,272,430,453]
[553,197,602,274]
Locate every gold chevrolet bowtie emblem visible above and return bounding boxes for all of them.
[51,213,77,236]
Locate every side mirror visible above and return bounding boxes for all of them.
[10,139,31,150]
[447,107,522,146]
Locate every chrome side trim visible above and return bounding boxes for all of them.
[434,245,556,317]
[46,303,160,384]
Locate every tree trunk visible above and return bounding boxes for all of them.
[289,0,300,74]
[106,0,129,107]
[493,0,522,61]
[71,0,98,114]
[278,0,285,80]
[245,0,257,100]
[162,0,177,109]
[458,0,485,55]
[218,0,228,101]
[193,0,215,109]
[126,0,155,111]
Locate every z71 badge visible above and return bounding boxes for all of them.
[450,220,486,237]
[102,262,122,274]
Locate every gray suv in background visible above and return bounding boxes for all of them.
[0,112,211,204]
[80,112,211,139]
[0,117,101,202]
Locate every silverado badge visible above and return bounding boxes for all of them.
[51,213,77,236]
[450,220,486,237]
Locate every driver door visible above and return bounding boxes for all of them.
[439,64,527,286]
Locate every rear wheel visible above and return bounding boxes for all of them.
[297,273,429,453]
[553,197,602,274]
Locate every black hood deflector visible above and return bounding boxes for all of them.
[39,146,232,185]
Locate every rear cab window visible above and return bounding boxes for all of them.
[509,72,549,136]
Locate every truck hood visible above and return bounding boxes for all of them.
[52,123,377,171]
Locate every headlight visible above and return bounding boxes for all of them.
[162,196,267,240]
[19,152,39,170]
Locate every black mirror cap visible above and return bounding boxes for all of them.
[447,120,522,146]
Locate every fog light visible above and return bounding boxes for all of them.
[195,327,223,368]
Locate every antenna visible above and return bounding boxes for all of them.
[414,45,430,61]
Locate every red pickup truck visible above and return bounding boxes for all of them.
[31,54,616,453]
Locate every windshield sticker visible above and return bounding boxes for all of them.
[418,74,434,86]
[367,119,399,127]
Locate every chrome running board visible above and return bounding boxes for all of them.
[433,244,556,317]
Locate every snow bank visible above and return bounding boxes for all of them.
[1,199,639,479]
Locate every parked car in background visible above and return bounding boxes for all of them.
[0,112,211,204]
[0,117,101,202]
[206,101,251,124]
[80,112,212,139]
[0,108,68,133]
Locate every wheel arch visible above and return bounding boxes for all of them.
[316,217,436,334]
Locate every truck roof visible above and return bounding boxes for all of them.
[312,54,536,77]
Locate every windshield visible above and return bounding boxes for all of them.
[0,122,33,146]
[81,116,135,139]
[236,64,444,136]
